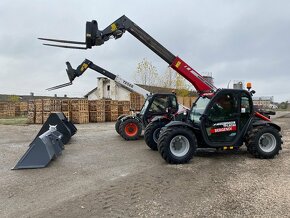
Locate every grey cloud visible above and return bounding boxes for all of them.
[0,0,289,102]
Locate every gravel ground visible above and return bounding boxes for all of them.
[0,112,289,217]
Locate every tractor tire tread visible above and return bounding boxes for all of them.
[245,126,282,159]
[119,119,142,141]
[144,121,166,151]
[157,126,197,164]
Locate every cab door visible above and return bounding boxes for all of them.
[200,90,241,147]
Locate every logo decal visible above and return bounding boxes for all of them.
[111,23,117,31]
[210,121,237,134]
[175,61,181,68]
[80,63,89,72]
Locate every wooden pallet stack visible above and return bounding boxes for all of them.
[0,102,5,118]
[177,96,197,108]
[61,99,71,121]
[118,101,130,116]
[27,100,35,124]
[105,100,118,122]
[34,99,43,124]
[5,102,16,118]
[42,99,63,122]
[71,99,89,124]
[130,93,145,111]
[19,101,28,116]
[0,102,22,118]
[89,100,105,122]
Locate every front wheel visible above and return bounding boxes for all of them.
[115,115,126,135]
[144,121,167,151]
[157,127,197,164]
[246,126,282,158]
[115,119,122,135]
[119,118,142,140]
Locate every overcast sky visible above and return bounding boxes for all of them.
[0,0,289,102]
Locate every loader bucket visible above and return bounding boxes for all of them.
[35,112,77,145]
[13,129,64,169]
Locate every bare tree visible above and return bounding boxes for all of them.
[134,58,158,86]
[160,67,176,88]
[175,74,190,96]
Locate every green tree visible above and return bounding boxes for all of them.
[8,95,20,102]
[175,74,190,96]
[279,101,288,110]
[134,58,158,86]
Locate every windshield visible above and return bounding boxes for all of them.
[189,97,210,124]
[139,98,150,115]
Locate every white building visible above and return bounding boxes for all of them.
[85,77,132,101]
[85,77,197,101]
[252,96,274,109]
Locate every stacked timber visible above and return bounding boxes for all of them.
[89,100,105,122]
[27,100,35,124]
[0,102,6,118]
[177,96,197,108]
[42,99,62,122]
[118,101,130,116]
[61,99,71,121]
[105,100,118,122]
[130,93,145,111]
[34,99,43,124]
[71,99,89,124]
[19,101,28,116]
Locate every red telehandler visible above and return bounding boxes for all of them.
[39,15,282,163]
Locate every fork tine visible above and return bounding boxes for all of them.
[38,38,86,45]
[42,43,87,50]
[46,82,72,91]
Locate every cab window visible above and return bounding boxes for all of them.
[208,93,237,122]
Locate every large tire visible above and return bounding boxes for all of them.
[119,118,142,140]
[144,121,167,151]
[115,119,122,135]
[157,126,197,164]
[246,126,282,159]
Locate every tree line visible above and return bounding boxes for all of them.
[134,58,191,96]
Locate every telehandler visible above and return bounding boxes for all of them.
[40,15,282,163]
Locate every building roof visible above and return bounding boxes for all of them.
[84,87,98,98]
[83,77,198,98]
[252,96,273,101]
[0,94,79,102]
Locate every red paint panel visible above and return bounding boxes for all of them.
[170,57,216,93]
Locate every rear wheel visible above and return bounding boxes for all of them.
[157,127,197,164]
[246,126,282,158]
[144,121,167,151]
[119,118,142,140]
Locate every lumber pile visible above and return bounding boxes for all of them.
[177,96,197,108]
[0,95,197,124]
[130,93,145,111]
[70,99,89,124]
[105,100,118,122]
[89,100,105,122]
[118,101,130,116]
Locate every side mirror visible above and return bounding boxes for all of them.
[250,90,256,96]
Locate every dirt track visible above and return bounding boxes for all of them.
[0,112,289,217]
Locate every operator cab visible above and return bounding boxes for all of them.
[139,94,178,127]
[189,89,253,147]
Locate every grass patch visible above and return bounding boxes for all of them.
[0,117,28,125]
